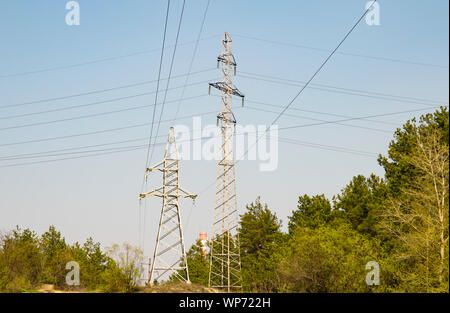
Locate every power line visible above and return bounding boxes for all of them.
[233,34,449,69]
[278,137,377,157]
[0,108,218,148]
[0,35,221,79]
[0,133,378,168]
[239,72,447,107]
[0,146,144,168]
[0,68,215,111]
[244,105,392,133]
[0,95,440,148]
[148,0,187,170]
[2,71,440,129]
[3,25,444,80]
[142,0,171,185]
[0,138,150,161]
[259,1,379,132]
[0,106,393,159]
[3,23,444,81]
[4,108,443,174]
[197,0,380,196]
[141,0,187,253]
[276,107,441,132]
[140,0,173,256]
[0,137,376,164]
[1,143,149,161]
[0,78,215,121]
[174,0,211,119]
[244,98,398,127]
[0,92,210,132]
[2,104,444,166]
[239,74,444,108]
[3,67,443,117]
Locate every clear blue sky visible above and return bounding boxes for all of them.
[0,0,448,261]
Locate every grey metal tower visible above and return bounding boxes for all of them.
[139,127,197,284]
[208,32,244,291]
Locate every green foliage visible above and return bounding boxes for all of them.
[0,226,142,292]
[70,238,109,290]
[333,174,388,236]
[278,224,382,293]
[0,227,41,292]
[379,110,449,292]
[40,226,71,287]
[288,194,336,233]
[378,106,449,194]
[186,240,209,286]
[172,240,209,286]
[239,197,285,292]
[99,259,130,292]
[106,243,144,292]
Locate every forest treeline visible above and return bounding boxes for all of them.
[0,107,448,293]
[0,226,143,292]
[178,107,449,293]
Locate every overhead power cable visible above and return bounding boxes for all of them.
[197,0,380,197]
[276,106,439,132]
[0,92,210,132]
[0,68,215,111]
[0,108,219,148]
[244,98,398,126]
[0,78,216,121]
[148,0,186,169]
[244,105,391,133]
[0,34,220,79]
[174,0,211,119]
[142,0,171,184]
[239,72,447,107]
[233,34,449,69]
[2,68,443,115]
[0,133,379,168]
[0,105,440,163]
[0,97,440,148]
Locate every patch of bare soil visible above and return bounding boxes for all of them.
[139,282,219,293]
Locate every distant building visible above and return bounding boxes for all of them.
[199,232,207,255]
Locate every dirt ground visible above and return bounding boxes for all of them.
[138,282,219,293]
[34,282,218,293]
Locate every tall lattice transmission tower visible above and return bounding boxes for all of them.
[208,32,244,291]
[139,127,197,285]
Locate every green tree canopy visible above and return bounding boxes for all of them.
[378,106,449,194]
[288,194,335,233]
[279,224,382,293]
[333,174,388,236]
[239,197,284,292]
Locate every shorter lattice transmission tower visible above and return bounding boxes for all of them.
[139,127,197,284]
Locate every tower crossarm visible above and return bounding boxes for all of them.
[208,82,244,99]
[144,160,165,173]
[138,186,164,199]
[217,54,236,68]
[179,187,197,201]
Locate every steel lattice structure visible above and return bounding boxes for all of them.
[139,127,196,285]
[208,32,244,291]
